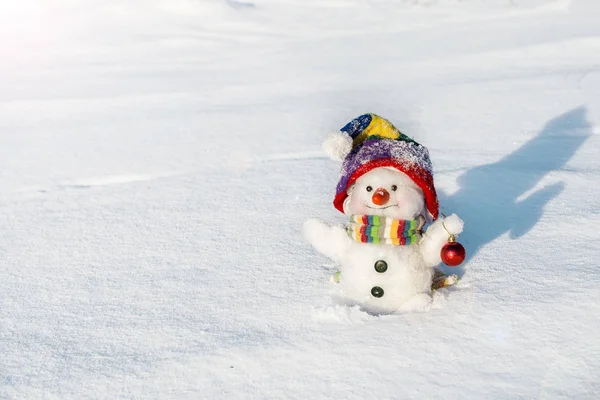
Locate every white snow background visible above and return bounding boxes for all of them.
[1,0,600,398]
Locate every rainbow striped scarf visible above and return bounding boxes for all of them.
[347,215,425,245]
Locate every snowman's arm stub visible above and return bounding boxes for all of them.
[420,214,464,267]
[302,218,351,263]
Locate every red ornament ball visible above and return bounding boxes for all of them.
[441,240,466,267]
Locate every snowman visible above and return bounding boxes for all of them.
[303,114,465,313]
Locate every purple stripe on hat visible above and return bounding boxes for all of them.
[336,137,433,195]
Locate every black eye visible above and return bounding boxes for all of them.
[366,186,373,192]
[391,185,398,191]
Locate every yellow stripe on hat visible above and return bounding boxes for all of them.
[352,114,401,147]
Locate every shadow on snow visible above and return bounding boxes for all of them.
[440,106,593,276]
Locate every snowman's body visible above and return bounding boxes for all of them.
[337,239,433,312]
[303,167,463,313]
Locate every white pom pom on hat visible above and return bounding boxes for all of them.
[322,131,353,161]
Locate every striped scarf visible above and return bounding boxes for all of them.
[347,215,425,245]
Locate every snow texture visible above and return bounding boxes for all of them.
[1,0,600,398]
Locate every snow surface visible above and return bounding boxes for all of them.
[1,0,600,398]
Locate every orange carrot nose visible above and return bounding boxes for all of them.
[372,188,390,206]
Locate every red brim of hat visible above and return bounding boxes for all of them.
[333,158,439,220]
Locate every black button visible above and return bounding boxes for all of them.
[374,260,388,273]
[371,286,384,298]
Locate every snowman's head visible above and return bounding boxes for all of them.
[343,167,425,220]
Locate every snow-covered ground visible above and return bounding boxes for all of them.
[1,0,600,398]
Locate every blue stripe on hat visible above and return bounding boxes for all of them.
[340,114,372,140]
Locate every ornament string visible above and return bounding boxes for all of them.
[441,213,456,242]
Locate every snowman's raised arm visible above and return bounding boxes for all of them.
[302,218,351,263]
[420,214,464,267]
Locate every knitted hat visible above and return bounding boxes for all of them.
[323,113,439,220]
